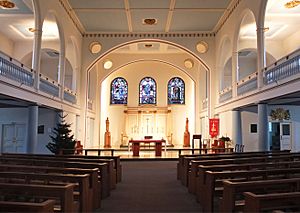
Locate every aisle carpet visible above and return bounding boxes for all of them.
[97,161,202,212]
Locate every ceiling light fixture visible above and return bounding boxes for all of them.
[184,59,194,69]
[143,18,157,25]
[196,41,209,54]
[0,0,15,8]
[103,60,113,70]
[284,0,300,8]
[89,41,102,54]
[144,44,153,48]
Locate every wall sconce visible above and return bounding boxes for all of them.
[89,41,102,54]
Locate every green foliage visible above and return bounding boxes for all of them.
[46,114,76,154]
[218,136,231,142]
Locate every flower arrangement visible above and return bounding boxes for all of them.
[270,108,290,121]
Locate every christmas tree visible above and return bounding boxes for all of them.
[46,114,76,154]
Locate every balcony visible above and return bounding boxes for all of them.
[0,51,77,105]
[218,48,300,104]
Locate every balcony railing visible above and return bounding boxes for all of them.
[219,86,232,103]
[237,72,258,96]
[263,48,300,85]
[64,88,77,104]
[0,51,77,104]
[0,51,34,87]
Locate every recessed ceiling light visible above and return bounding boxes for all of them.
[89,41,102,54]
[0,0,15,9]
[28,27,35,33]
[196,41,208,54]
[103,60,113,70]
[144,44,153,48]
[143,18,157,25]
[184,59,194,69]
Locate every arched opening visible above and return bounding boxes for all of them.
[265,0,300,64]
[40,12,60,81]
[237,10,258,80]
[87,40,208,148]
[219,36,232,90]
[65,37,77,91]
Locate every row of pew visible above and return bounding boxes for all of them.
[0,153,122,212]
[177,150,300,212]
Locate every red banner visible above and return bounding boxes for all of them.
[209,118,219,138]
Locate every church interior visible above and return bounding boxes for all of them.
[0,0,300,212]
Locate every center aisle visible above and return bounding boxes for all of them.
[97,160,202,212]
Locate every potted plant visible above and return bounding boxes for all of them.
[46,114,76,155]
[218,136,231,148]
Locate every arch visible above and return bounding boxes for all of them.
[87,39,210,73]
[110,77,128,105]
[139,77,157,105]
[168,77,185,104]
[218,35,232,90]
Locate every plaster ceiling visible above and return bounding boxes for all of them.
[67,0,232,33]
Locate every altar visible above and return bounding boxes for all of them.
[122,106,172,146]
[128,139,166,156]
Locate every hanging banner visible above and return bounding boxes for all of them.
[209,118,219,138]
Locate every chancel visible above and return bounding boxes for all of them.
[1,0,300,212]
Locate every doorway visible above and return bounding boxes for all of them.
[1,123,26,153]
[268,122,292,151]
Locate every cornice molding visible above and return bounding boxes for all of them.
[59,0,85,36]
[83,32,215,38]
[214,0,242,34]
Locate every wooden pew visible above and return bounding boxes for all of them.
[181,151,295,186]
[0,171,91,212]
[177,150,290,181]
[190,153,300,194]
[0,199,55,213]
[0,157,110,199]
[201,167,300,212]
[2,153,122,183]
[221,178,300,212]
[0,164,101,209]
[244,191,300,213]
[0,183,77,212]
[2,154,116,190]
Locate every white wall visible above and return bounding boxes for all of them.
[241,107,259,151]
[100,60,195,147]
[0,31,14,56]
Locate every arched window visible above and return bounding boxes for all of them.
[139,77,156,104]
[110,77,128,104]
[168,77,185,104]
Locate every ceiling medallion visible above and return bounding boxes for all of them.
[143,18,157,25]
[196,41,208,54]
[0,0,15,8]
[184,59,194,69]
[89,41,102,54]
[284,0,300,8]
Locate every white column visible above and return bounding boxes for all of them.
[257,27,266,88]
[58,49,66,99]
[232,51,238,98]
[232,109,242,145]
[32,29,42,90]
[258,103,268,151]
[27,105,39,153]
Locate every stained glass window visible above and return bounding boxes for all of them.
[168,77,185,104]
[110,77,128,104]
[139,77,156,104]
